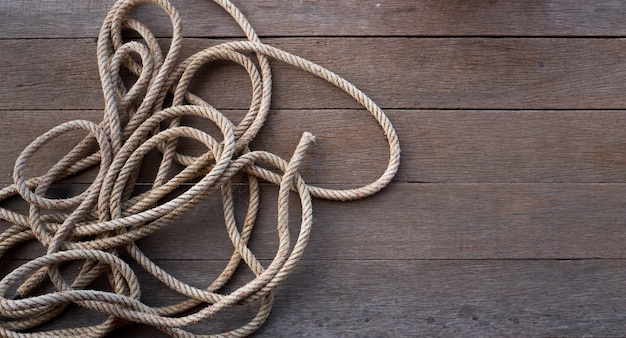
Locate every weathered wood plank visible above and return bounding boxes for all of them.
[4,109,626,185]
[1,259,623,337]
[255,109,626,183]
[3,38,626,110]
[228,259,626,337]
[3,183,625,260]
[3,0,626,38]
[82,183,626,260]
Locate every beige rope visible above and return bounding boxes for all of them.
[0,0,401,336]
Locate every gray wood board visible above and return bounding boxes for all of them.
[3,110,626,184]
[3,0,626,38]
[3,183,625,260]
[1,259,623,337]
[4,38,626,110]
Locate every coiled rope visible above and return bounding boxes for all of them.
[0,0,400,336]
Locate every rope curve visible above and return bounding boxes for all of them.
[0,0,400,336]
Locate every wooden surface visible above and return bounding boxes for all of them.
[1,0,626,336]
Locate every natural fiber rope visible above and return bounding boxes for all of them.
[0,0,400,336]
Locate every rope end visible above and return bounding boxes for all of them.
[301,131,316,145]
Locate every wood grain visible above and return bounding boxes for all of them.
[1,259,623,337]
[3,0,626,38]
[4,109,626,185]
[3,183,625,260]
[4,38,626,110]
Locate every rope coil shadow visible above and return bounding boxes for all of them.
[0,0,400,336]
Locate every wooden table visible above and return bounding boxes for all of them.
[1,0,625,336]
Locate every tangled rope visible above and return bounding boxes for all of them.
[0,0,400,336]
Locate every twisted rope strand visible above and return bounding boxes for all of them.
[0,0,400,336]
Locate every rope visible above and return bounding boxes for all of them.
[0,0,401,336]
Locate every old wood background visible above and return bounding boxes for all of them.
[1,0,626,336]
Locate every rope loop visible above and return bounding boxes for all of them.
[0,0,400,336]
